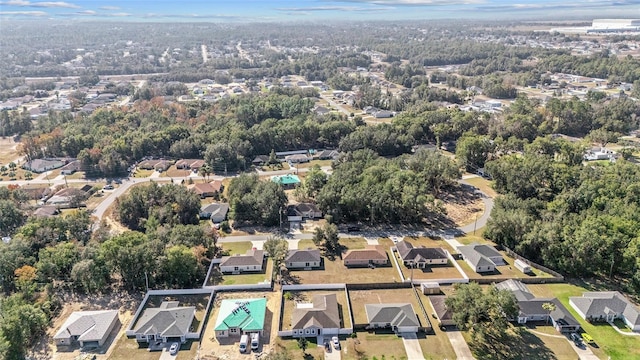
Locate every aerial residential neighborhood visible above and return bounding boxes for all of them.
[2,2,640,360]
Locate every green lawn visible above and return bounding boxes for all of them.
[297,239,318,249]
[219,241,253,255]
[132,169,154,178]
[528,283,640,360]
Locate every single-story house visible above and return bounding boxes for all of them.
[46,187,87,208]
[569,292,640,331]
[291,294,340,337]
[175,159,205,170]
[285,154,310,164]
[365,303,420,334]
[343,246,389,267]
[314,106,330,115]
[289,203,322,220]
[252,155,270,166]
[60,160,81,175]
[496,280,580,333]
[373,110,394,118]
[219,249,264,273]
[153,160,173,172]
[137,159,162,170]
[285,249,322,269]
[132,301,195,344]
[275,150,308,159]
[429,296,456,327]
[189,181,223,198]
[199,203,229,223]
[23,158,66,173]
[584,147,616,161]
[54,310,120,349]
[33,205,59,218]
[316,150,340,160]
[214,298,267,338]
[457,244,504,273]
[271,174,301,189]
[396,240,448,268]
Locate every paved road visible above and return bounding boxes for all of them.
[319,93,352,116]
[445,330,475,360]
[400,333,425,360]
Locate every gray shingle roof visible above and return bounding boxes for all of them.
[396,241,448,262]
[133,302,195,338]
[365,303,419,328]
[285,249,321,263]
[457,244,498,268]
[54,310,119,343]
[292,294,340,330]
[220,249,264,267]
[570,292,640,325]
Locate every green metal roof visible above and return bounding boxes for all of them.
[214,298,267,332]
[270,174,301,185]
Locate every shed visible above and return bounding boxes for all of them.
[514,259,532,274]
[421,282,441,295]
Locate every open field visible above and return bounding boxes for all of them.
[281,290,351,330]
[0,137,20,165]
[455,230,493,245]
[340,237,367,250]
[344,332,407,360]
[349,288,431,328]
[286,253,401,284]
[274,338,325,360]
[527,283,640,360]
[132,169,154,178]
[297,239,317,249]
[199,291,280,360]
[463,325,574,360]
[294,159,332,169]
[523,325,582,360]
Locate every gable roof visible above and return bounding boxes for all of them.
[133,302,195,338]
[430,295,454,323]
[190,181,222,194]
[457,244,500,268]
[570,292,640,325]
[34,205,59,218]
[286,249,321,263]
[200,203,229,216]
[365,303,419,328]
[292,294,340,330]
[495,279,535,301]
[214,298,267,332]
[343,246,388,261]
[396,241,448,262]
[54,310,119,343]
[220,249,264,267]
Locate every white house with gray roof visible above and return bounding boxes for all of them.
[285,249,321,269]
[457,244,504,273]
[219,249,264,273]
[132,301,196,343]
[569,292,640,331]
[54,310,120,349]
[365,303,420,334]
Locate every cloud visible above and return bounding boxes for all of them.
[473,0,640,12]
[0,10,48,16]
[330,0,484,5]
[142,13,243,20]
[276,5,393,12]
[99,5,120,10]
[0,0,79,8]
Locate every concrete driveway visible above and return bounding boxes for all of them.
[400,333,424,360]
[158,347,178,360]
[568,340,600,360]
[445,330,475,360]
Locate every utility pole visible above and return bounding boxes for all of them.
[473,213,479,235]
[145,271,149,292]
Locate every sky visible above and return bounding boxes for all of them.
[0,0,639,22]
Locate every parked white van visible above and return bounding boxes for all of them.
[251,333,260,351]
[239,334,249,353]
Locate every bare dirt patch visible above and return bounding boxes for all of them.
[439,185,485,227]
[0,137,20,165]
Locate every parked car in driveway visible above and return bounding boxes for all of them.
[570,333,583,346]
[169,342,179,355]
[331,336,340,350]
[581,333,595,344]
